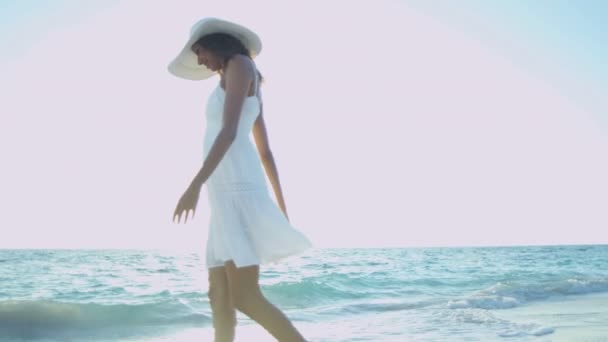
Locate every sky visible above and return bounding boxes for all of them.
[1,0,606,250]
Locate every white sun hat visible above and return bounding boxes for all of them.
[167,17,262,80]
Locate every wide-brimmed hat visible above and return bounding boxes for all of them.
[167,17,262,80]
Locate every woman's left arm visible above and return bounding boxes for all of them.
[173,56,254,223]
[190,55,254,188]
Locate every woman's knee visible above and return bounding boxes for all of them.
[208,283,229,302]
[208,267,233,309]
[230,287,261,312]
[227,276,265,312]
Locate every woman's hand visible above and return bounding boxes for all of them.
[173,183,201,224]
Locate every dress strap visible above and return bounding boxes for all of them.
[254,70,259,95]
[254,70,262,103]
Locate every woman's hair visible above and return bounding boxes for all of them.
[193,33,264,83]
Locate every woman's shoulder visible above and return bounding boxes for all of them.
[226,54,256,75]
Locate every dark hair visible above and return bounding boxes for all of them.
[193,33,264,84]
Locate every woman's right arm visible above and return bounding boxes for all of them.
[252,102,289,220]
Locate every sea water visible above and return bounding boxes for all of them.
[1,245,607,341]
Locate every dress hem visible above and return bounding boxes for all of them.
[206,244,312,269]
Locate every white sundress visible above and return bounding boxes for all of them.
[202,78,312,269]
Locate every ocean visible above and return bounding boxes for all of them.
[1,245,607,341]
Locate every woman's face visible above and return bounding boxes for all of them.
[191,44,222,71]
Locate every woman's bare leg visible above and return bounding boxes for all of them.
[208,266,237,342]
[224,260,306,342]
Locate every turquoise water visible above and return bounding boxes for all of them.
[1,245,607,341]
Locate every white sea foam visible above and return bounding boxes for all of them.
[448,277,608,310]
[447,295,521,309]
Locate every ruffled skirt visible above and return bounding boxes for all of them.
[205,183,312,269]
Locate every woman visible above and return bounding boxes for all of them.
[168,17,312,342]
